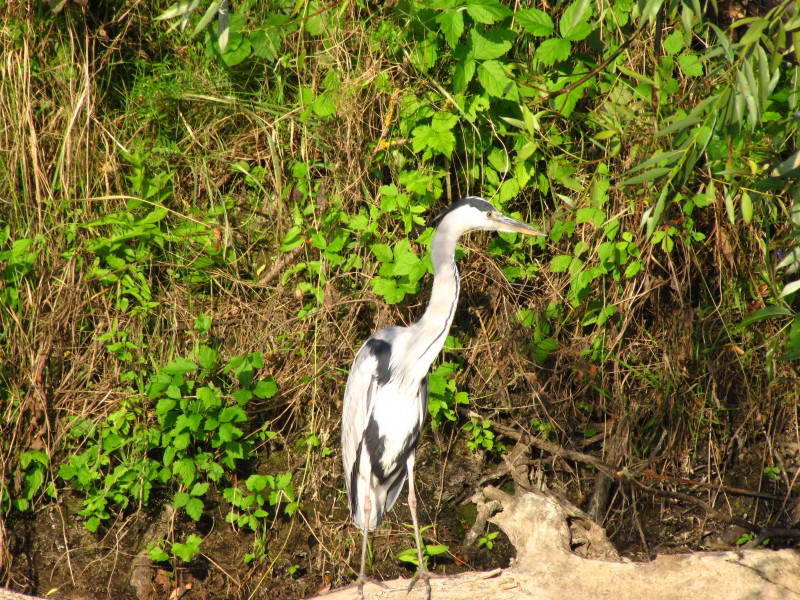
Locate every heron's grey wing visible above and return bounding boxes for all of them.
[341,337,385,519]
[381,374,429,515]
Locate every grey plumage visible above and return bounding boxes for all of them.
[341,196,544,598]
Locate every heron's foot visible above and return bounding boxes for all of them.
[353,574,389,599]
[406,565,432,600]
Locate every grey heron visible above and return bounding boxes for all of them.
[341,196,544,599]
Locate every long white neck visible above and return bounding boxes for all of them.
[407,218,464,375]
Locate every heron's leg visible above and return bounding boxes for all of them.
[405,454,432,600]
[357,493,370,600]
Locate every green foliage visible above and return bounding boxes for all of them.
[10,450,53,512]
[396,524,449,568]
[172,533,204,562]
[58,334,285,550]
[476,530,499,550]
[224,471,298,533]
[0,229,40,314]
[427,362,469,429]
[462,417,503,453]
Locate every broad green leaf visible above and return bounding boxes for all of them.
[549,255,573,272]
[535,38,571,66]
[412,124,456,156]
[563,21,593,42]
[466,0,512,24]
[185,497,204,520]
[655,114,702,137]
[190,482,209,497]
[253,377,278,399]
[576,207,605,227]
[162,357,197,376]
[516,8,554,36]
[477,60,514,97]
[624,260,643,278]
[437,10,464,48]
[198,345,218,371]
[426,544,449,556]
[370,243,393,263]
[470,28,513,60]
[559,0,591,38]
[312,91,337,117]
[431,111,459,131]
[677,53,703,77]
[372,277,404,304]
[453,57,476,92]
[139,206,169,224]
[662,31,684,55]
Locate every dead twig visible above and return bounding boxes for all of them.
[477,415,794,536]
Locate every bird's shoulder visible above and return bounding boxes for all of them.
[349,326,409,385]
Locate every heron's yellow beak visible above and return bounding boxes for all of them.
[495,214,546,236]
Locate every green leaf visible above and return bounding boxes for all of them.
[185,497,204,521]
[470,28,513,60]
[737,305,793,329]
[426,544,449,556]
[677,53,703,77]
[197,346,218,371]
[233,388,253,405]
[739,18,769,46]
[780,279,800,298]
[148,546,170,562]
[624,260,643,278]
[197,386,221,409]
[139,206,169,225]
[549,255,573,272]
[662,31,683,55]
[172,534,203,562]
[312,91,337,118]
[162,357,197,376]
[559,0,592,38]
[412,124,456,156]
[516,8,554,36]
[253,377,278,399]
[741,191,753,224]
[372,277,405,304]
[436,10,464,48]
[619,167,671,186]
[466,0,512,24]
[190,482,209,496]
[370,243,393,263]
[453,57,476,92]
[477,60,514,97]
[396,547,419,566]
[576,207,605,227]
[431,111,459,131]
[174,491,190,508]
[535,38,571,66]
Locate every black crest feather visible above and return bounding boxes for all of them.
[429,196,493,227]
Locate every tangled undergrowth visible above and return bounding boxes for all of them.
[1,0,799,598]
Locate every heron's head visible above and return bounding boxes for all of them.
[434,197,546,237]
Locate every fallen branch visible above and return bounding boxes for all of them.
[310,488,800,600]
